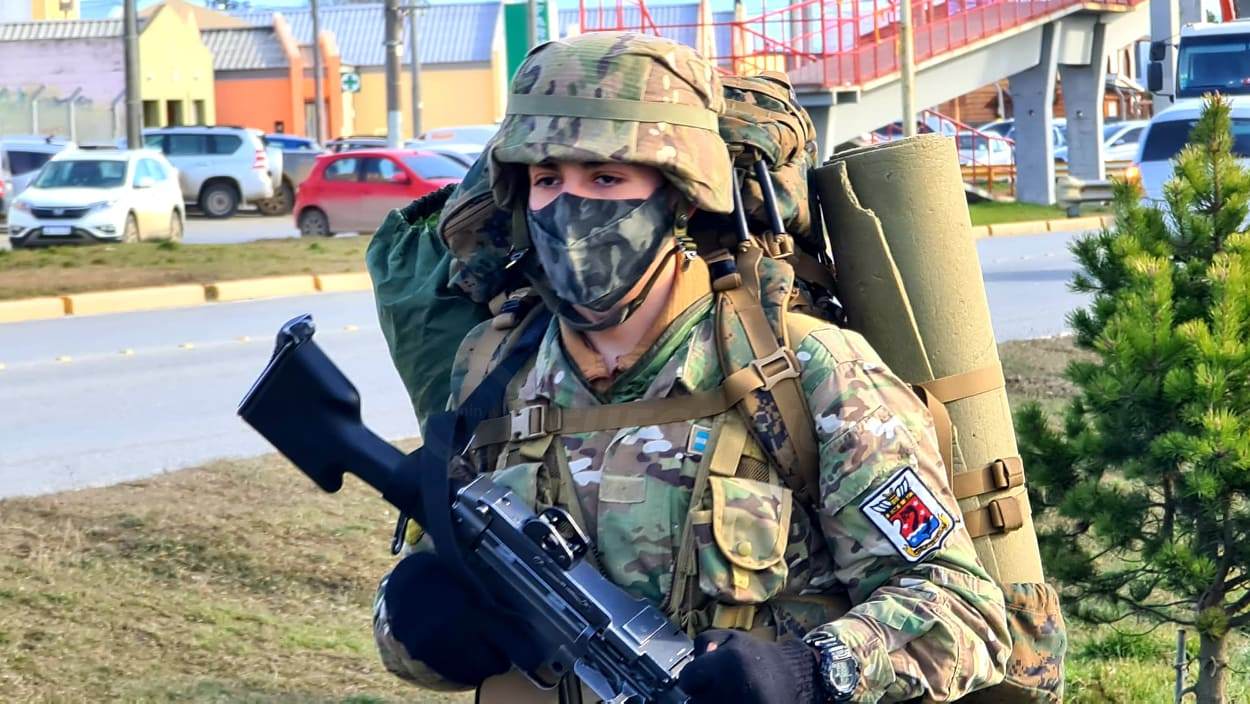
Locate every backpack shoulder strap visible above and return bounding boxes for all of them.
[713,244,821,508]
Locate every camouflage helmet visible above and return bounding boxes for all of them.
[489,32,733,214]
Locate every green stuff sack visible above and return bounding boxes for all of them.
[366,187,491,425]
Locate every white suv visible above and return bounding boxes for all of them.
[141,126,280,218]
[1132,98,1250,204]
[6,148,185,247]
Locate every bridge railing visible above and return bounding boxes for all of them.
[574,0,1143,89]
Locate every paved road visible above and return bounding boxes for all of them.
[184,211,300,244]
[0,227,1092,499]
[0,293,415,499]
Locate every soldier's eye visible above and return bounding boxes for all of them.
[532,175,560,188]
[593,173,624,186]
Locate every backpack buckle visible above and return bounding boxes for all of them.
[509,404,558,441]
[750,348,801,391]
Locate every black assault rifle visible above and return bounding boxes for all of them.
[237,314,693,704]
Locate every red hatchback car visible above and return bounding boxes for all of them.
[294,149,465,236]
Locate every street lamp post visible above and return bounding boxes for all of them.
[123,0,141,147]
[311,0,326,144]
[405,1,431,140]
[385,0,403,148]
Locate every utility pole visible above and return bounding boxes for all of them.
[311,0,326,144]
[384,0,403,147]
[123,0,141,147]
[407,6,422,139]
[899,0,917,137]
[527,0,539,49]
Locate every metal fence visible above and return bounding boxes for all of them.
[0,94,123,144]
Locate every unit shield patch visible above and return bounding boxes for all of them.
[859,467,956,562]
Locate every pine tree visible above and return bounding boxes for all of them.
[1016,94,1250,702]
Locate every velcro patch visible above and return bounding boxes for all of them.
[859,467,956,563]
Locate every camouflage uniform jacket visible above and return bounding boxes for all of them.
[374,281,1012,702]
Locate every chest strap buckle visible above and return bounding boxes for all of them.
[510,404,560,441]
[750,348,801,392]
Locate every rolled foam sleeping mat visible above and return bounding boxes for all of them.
[814,135,1043,584]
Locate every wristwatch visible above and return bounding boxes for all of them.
[803,630,860,703]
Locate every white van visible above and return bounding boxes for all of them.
[1132,98,1250,203]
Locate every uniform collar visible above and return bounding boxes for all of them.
[520,254,721,405]
[558,253,711,391]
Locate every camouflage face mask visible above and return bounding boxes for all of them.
[526,192,675,315]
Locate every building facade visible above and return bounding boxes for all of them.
[0,1,214,142]
[233,2,507,139]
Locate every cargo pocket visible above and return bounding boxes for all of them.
[691,476,793,604]
[964,582,1067,704]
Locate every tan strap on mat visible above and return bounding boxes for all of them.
[918,364,1005,404]
[953,456,1025,500]
[963,496,1025,538]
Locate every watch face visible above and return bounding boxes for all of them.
[829,656,858,693]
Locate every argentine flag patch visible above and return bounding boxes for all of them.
[686,424,712,459]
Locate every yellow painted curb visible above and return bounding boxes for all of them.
[63,285,205,317]
[985,221,1047,238]
[315,271,373,293]
[1046,215,1104,233]
[0,296,68,324]
[970,225,991,239]
[207,275,318,302]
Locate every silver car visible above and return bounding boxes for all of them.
[1,136,74,211]
[141,126,279,218]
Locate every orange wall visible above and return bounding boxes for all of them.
[215,75,296,134]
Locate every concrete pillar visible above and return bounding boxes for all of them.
[1150,0,1178,112]
[1008,23,1058,204]
[805,99,837,163]
[1059,22,1107,181]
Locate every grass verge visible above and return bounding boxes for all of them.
[968,201,1110,227]
[1,338,1244,702]
[0,237,369,301]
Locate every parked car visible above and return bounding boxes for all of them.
[257,134,325,216]
[325,136,388,153]
[6,148,184,247]
[1054,120,1148,163]
[978,117,1068,154]
[1,136,74,209]
[415,124,498,147]
[1132,100,1250,204]
[293,149,466,236]
[262,134,320,151]
[403,140,480,168]
[140,125,278,218]
[957,132,1015,166]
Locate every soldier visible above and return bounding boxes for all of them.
[372,32,1011,703]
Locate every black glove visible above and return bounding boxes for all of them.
[677,629,823,704]
[383,551,512,686]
